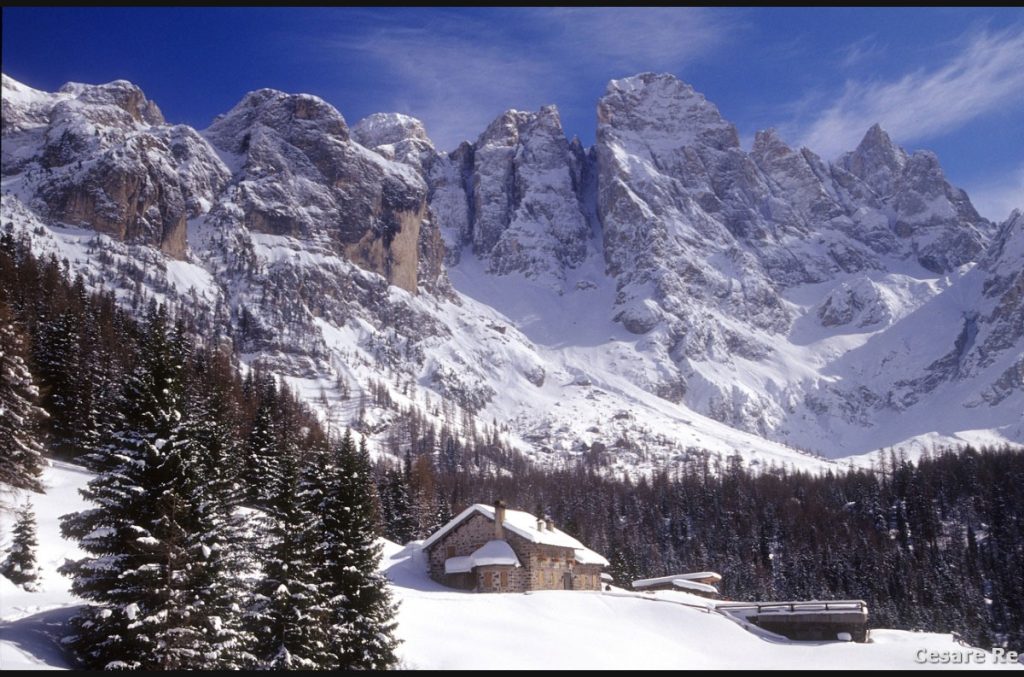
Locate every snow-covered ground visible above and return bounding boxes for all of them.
[0,461,89,670]
[2,462,1020,670]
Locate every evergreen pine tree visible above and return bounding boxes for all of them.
[1,499,41,590]
[0,303,45,492]
[250,413,332,670]
[243,370,280,508]
[59,304,204,669]
[35,307,84,459]
[158,350,257,670]
[322,432,400,670]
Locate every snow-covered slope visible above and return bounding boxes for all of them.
[3,463,1020,671]
[0,461,90,670]
[382,540,1021,670]
[1,72,1021,467]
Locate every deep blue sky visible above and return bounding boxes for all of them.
[3,7,1022,220]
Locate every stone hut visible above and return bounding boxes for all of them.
[421,501,608,593]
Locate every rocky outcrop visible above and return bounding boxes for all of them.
[352,112,436,174]
[2,77,228,257]
[818,277,891,328]
[203,89,440,292]
[836,125,990,273]
[375,105,592,282]
[972,211,1024,366]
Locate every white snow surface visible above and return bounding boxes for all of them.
[2,463,1022,670]
[380,540,1023,671]
[633,571,723,589]
[444,540,520,574]
[670,579,719,594]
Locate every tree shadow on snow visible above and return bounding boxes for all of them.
[0,605,81,670]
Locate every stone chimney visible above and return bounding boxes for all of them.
[537,518,546,532]
[545,516,555,531]
[494,500,507,540]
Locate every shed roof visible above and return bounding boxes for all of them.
[445,539,522,574]
[631,572,723,589]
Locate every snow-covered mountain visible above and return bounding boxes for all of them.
[2,72,1021,468]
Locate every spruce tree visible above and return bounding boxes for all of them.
[250,412,332,670]
[59,304,210,669]
[0,303,45,492]
[35,307,83,459]
[322,432,400,670]
[243,370,280,508]
[1,499,41,590]
[379,467,416,545]
[151,352,256,670]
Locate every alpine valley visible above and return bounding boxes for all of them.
[2,71,1022,473]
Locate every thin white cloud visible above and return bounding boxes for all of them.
[345,25,553,151]
[966,164,1024,222]
[837,35,885,69]
[796,27,1024,158]
[325,8,733,150]
[540,8,731,72]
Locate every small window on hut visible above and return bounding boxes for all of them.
[482,571,493,589]
[446,545,456,559]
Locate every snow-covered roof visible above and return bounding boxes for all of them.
[671,579,719,594]
[632,571,723,589]
[445,540,521,574]
[422,503,609,567]
[444,556,474,574]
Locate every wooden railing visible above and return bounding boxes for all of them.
[714,600,868,615]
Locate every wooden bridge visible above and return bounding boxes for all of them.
[715,600,869,642]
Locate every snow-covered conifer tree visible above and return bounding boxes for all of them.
[1,499,41,590]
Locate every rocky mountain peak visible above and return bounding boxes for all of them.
[477,109,536,148]
[2,74,61,133]
[205,89,349,154]
[57,79,164,126]
[597,72,739,151]
[983,209,1024,272]
[751,128,796,163]
[352,112,436,173]
[352,112,431,148]
[840,123,907,195]
[3,73,1019,463]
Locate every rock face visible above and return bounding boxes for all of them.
[418,105,592,282]
[970,211,1024,405]
[2,75,228,258]
[204,90,440,292]
[2,71,1020,461]
[836,125,990,274]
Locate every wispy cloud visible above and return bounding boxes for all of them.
[540,8,733,72]
[837,35,886,69]
[320,8,734,150]
[794,26,1024,158]
[966,164,1024,222]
